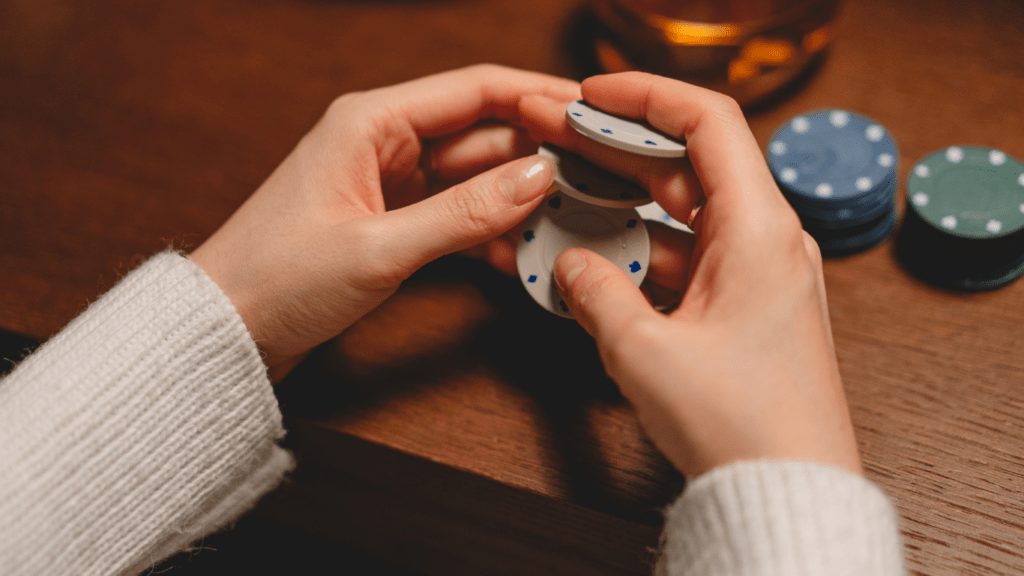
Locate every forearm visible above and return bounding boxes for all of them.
[657,460,904,576]
[0,251,293,576]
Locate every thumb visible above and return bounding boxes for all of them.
[378,154,554,274]
[554,248,657,346]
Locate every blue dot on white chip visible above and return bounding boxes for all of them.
[565,100,687,158]
[523,230,535,241]
[516,192,650,319]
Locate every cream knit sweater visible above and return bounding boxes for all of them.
[0,252,905,575]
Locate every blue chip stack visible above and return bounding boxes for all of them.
[766,110,899,256]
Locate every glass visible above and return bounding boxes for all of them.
[589,0,841,105]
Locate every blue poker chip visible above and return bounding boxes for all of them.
[808,203,897,256]
[768,110,899,209]
[786,173,897,229]
[768,109,900,255]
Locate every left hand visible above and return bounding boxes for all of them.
[190,65,581,381]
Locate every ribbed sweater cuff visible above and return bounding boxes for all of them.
[656,460,904,576]
[0,251,294,576]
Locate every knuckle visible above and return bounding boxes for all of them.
[708,92,743,119]
[801,231,824,272]
[320,92,377,139]
[324,92,365,122]
[447,181,502,239]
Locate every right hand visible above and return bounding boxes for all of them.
[520,73,863,478]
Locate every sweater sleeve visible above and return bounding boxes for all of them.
[655,460,905,576]
[0,251,294,576]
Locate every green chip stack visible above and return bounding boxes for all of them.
[896,146,1024,290]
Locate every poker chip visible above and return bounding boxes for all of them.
[537,144,650,208]
[517,191,650,318]
[566,100,687,158]
[806,203,897,256]
[767,109,900,256]
[635,201,692,232]
[897,146,1024,290]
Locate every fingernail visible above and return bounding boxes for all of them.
[501,155,554,206]
[554,250,587,292]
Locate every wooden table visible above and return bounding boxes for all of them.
[3,1,1024,574]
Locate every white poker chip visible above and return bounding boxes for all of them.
[517,191,650,318]
[538,144,650,208]
[634,201,692,232]
[566,100,687,158]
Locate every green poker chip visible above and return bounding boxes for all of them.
[898,146,1024,291]
[907,146,1024,238]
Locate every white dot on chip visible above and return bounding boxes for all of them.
[792,116,810,133]
[865,125,884,142]
[990,150,1007,166]
[877,153,894,168]
[856,177,872,191]
[945,146,964,163]
[829,111,850,128]
[987,219,1003,233]
[1018,173,1024,187]
[780,167,798,183]
[815,183,833,198]
[912,192,929,206]
[770,141,787,155]
[941,215,957,229]
[915,164,931,178]
[1019,203,1024,214]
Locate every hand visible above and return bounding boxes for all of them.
[191,65,581,382]
[520,73,863,478]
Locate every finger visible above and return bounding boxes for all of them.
[646,220,696,291]
[373,64,582,139]
[520,93,705,223]
[552,248,659,349]
[375,154,555,275]
[426,124,539,182]
[579,72,789,231]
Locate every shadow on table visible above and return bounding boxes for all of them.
[275,255,683,527]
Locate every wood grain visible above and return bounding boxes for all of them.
[3,0,1024,574]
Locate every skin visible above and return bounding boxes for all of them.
[191,65,863,481]
[519,72,863,478]
[191,65,580,381]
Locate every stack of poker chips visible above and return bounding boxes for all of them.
[896,146,1024,291]
[766,110,899,256]
[516,100,687,318]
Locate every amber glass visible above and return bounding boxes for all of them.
[590,0,841,105]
